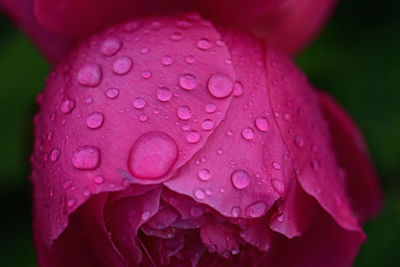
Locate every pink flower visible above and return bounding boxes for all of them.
[1,1,382,266]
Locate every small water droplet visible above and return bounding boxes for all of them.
[140,47,149,54]
[141,211,151,220]
[233,81,244,96]
[226,130,233,136]
[186,130,200,144]
[271,179,285,195]
[194,188,206,200]
[63,179,73,189]
[198,168,211,181]
[171,32,182,41]
[177,105,192,120]
[67,198,77,208]
[231,206,242,218]
[133,97,146,109]
[141,71,152,79]
[245,201,267,218]
[179,74,197,90]
[72,145,100,170]
[254,117,269,132]
[77,63,102,87]
[128,132,178,179]
[190,206,204,217]
[101,37,122,56]
[185,55,195,64]
[60,99,75,114]
[50,148,61,162]
[201,119,214,131]
[94,175,104,184]
[205,103,216,113]
[113,56,133,75]
[139,114,148,122]
[156,87,172,102]
[86,112,104,129]
[105,88,119,99]
[208,73,234,98]
[231,169,250,189]
[310,158,320,171]
[197,38,211,50]
[241,127,255,140]
[161,55,173,66]
[48,186,55,199]
[272,162,281,170]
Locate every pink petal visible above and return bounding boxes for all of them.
[265,48,363,233]
[318,91,383,221]
[31,14,235,251]
[267,207,365,267]
[0,0,73,63]
[200,222,240,256]
[35,193,126,267]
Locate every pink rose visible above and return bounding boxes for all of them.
[0,1,382,266]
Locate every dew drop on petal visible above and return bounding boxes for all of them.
[198,168,211,181]
[310,158,320,171]
[254,117,269,132]
[294,135,304,147]
[205,103,216,113]
[179,74,197,90]
[141,211,151,220]
[133,97,146,109]
[94,175,104,184]
[77,63,102,87]
[190,206,204,217]
[171,32,182,41]
[177,105,192,120]
[72,146,100,170]
[272,162,281,170]
[101,37,122,56]
[208,73,234,99]
[86,112,104,129]
[186,130,200,144]
[231,169,250,189]
[194,188,206,200]
[105,88,119,99]
[231,206,242,218]
[245,201,267,218]
[156,87,172,102]
[161,55,173,66]
[197,38,211,50]
[113,56,133,75]
[241,127,255,140]
[128,132,178,179]
[233,81,244,96]
[60,99,75,114]
[201,119,214,131]
[271,179,285,195]
[50,148,61,162]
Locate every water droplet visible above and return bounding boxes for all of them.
[198,168,211,181]
[128,132,178,179]
[194,188,205,200]
[77,63,102,87]
[241,127,255,140]
[105,88,119,99]
[186,55,195,64]
[233,81,244,96]
[272,162,281,170]
[141,71,152,79]
[67,198,77,208]
[72,145,100,170]
[179,74,197,90]
[271,179,285,195]
[141,211,151,220]
[226,130,233,136]
[177,105,192,120]
[50,148,61,162]
[254,117,269,132]
[205,103,216,113]
[208,73,234,98]
[60,99,75,114]
[86,112,104,129]
[294,135,304,147]
[231,169,250,189]
[140,47,149,54]
[48,186,55,199]
[231,206,242,218]
[310,158,320,171]
[101,37,122,56]
[197,38,211,50]
[186,130,200,144]
[161,55,173,66]
[245,201,267,218]
[156,87,172,102]
[63,179,73,189]
[94,175,104,184]
[190,206,204,217]
[113,56,133,75]
[133,97,146,109]
[139,114,148,122]
[201,119,214,131]
[171,32,182,41]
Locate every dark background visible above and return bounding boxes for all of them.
[0,1,399,266]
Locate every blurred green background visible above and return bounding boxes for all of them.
[0,0,399,266]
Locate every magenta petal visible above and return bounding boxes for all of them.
[318,91,383,221]
[35,193,126,267]
[265,48,362,233]
[268,208,364,267]
[0,0,73,63]
[200,222,239,256]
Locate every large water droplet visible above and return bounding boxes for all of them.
[186,130,200,144]
[101,37,122,56]
[60,99,75,114]
[128,132,178,179]
[72,145,100,170]
[133,97,146,109]
[113,56,133,75]
[179,74,197,90]
[207,73,234,99]
[245,201,267,218]
[77,63,102,87]
[197,38,211,50]
[177,105,192,120]
[254,117,269,132]
[231,169,250,189]
[241,127,255,140]
[198,168,211,181]
[86,112,104,129]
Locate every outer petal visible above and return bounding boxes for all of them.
[31,14,235,252]
[318,91,383,221]
[265,48,363,234]
[0,0,73,63]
